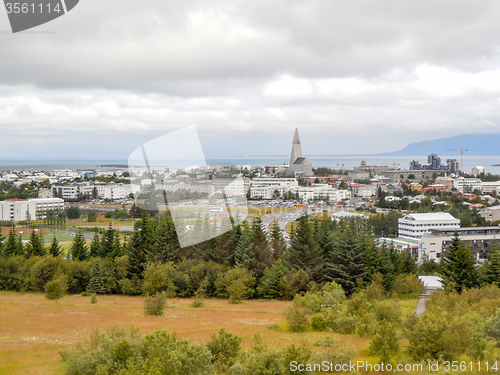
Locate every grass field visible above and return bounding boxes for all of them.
[0,292,420,375]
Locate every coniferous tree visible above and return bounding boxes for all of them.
[24,232,46,257]
[379,243,397,292]
[89,233,101,258]
[111,231,124,258]
[250,217,272,279]
[147,216,179,263]
[87,259,106,294]
[70,231,88,261]
[326,219,367,295]
[287,215,324,283]
[362,231,381,284]
[315,215,334,261]
[257,257,289,298]
[48,236,61,257]
[234,223,254,269]
[4,227,23,257]
[100,224,115,258]
[127,212,152,278]
[485,240,500,284]
[440,233,479,293]
[268,222,287,260]
[398,248,417,274]
[0,232,4,255]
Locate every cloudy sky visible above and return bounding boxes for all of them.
[1,0,500,159]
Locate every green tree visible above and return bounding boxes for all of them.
[287,215,324,283]
[234,223,255,269]
[268,222,286,260]
[66,205,81,219]
[327,220,367,295]
[257,258,289,298]
[3,227,23,257]
[127,212,153,278]
[47,236,61,257]
[440,233,479,293]
[24,232,46,257]
[485,241,500,284]
[89,233,101,258]
[87,259,106,294]
[70,231,88,261]
[87,210,97,222]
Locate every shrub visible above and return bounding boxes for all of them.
[143,262,177,297]
[144,293,167,316]
[45,275,67,300]
[191,299,204,308]
[369,321,399,363]
[284,296,309,332]
[207,328,242,369]
[393,274,423,297]
[310,315,327,331]
[485,308,500,346]
[90,293,97,304]
[215,267,255,303]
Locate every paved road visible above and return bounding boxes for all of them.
[414,295,429,316]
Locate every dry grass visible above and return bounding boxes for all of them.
[0,291,380,374]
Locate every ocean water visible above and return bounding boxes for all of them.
[0,155,500,173]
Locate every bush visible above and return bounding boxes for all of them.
[284,296,310,332]
[191,299,204,308]
[393,274,423,297]
[144,293,167,316]
[90,293,97,304]
[215,267,255,303]
[369,321,399,363]
[310,315,327,331]
[207,328,242,369]
[143,262,177,297]
[45,276,67,300]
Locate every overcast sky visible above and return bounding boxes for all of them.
[1,0,500,159]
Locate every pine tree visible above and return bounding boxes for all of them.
[70,231,88,261]
[315,216,334,260]
[0,232,4,256]
[287,215,324,283]
[485,241,500,284]
[398,248,417,274]
[234,223,255,269]
[441,232,479,293]
[326,219,367,295]
[89,233,101,258]
[147,216,179,263]
[257,257,289,298]
[24,232,46,257]
[268,222,287,260]
[250,217,272,279]
[127,212,152,278]
[87,259,106,294]
[362,231,381,283]
[48,236,61,257]
[4,227,23,257]
[100,224,115,258]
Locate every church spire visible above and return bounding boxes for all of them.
[289,128,302,167]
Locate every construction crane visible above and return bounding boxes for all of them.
[446,148,468,175]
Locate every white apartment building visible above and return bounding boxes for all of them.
[251,177,298,189]
[95,183,132,200]
[0,198,64,222]
[52,182,94,200]
[481,181,500,194]
[454,177,482,193]
[398,212,460,239]
[293,185,350,202]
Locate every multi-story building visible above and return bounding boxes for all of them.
[482,181,500,194]
[95,183,132,200]
[0,198,64,222]
[453,177,482,193]
[480,206,500,222]
[434,176,454,190]
[52,182,94,200]
[398,212,460,239]
[420,226,500,262]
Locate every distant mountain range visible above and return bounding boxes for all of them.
[382,133,500,156]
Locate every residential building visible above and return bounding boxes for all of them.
[480,206,500,222]
[0,198,64,222]
[398,212,460,239]
[420,226,500,262]
[37,189,52,199]
[471,166,485,175]
[52,182,94,200]
[453,177,482,193]
[434,176,454,190]
[95,183,132,200]
[482,181,500,194]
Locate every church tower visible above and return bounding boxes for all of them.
[289,128,302,167]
